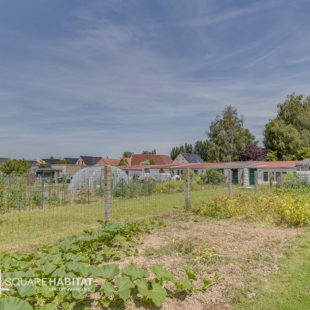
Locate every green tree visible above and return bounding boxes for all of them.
[118,158,128,166]
[149,159,155,165]
[206,106,256,162]
[193,140,208,161]
[294,147,310,160]
[142,149,156,154]
[170,144,193,160]
[263,94,310,160]
[1,159,30,175]
[122,152,133,158]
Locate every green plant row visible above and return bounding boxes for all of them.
[0,219,215,309]
[193,191,310,227]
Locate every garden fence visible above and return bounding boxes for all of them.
[0,167,227,252]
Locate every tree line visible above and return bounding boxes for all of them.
[171,93,310,162]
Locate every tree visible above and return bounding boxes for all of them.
[170,144,193,160]
[206,106,256,162]
[122,152,133,158]
[193,140,208,161]
[239,144,269,161]
[118,158,128,166]
[149,159,155,165]
[294,146,310,160]
[1,159,30,175]
[263,93,310,160]
[142,149,156,154]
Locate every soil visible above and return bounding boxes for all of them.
[120,214,302,310]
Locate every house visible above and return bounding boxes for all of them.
[248,161,298,185]
[120,164,173,181]
[64,158,79,164]
[171,162,222,176]
[131,154,172,166]
[214,161,263,186]
[0,158,10,166]
[42,158,61,165]
[173,153,204,164]
[76,156,102,167]
[295,158,310,171]
[27,160,41,174]
[97,158,121,166]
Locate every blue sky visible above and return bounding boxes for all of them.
[1,0,310,159]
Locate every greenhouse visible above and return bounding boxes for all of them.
[69,165,128,191]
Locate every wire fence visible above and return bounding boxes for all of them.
[0,168,228,252]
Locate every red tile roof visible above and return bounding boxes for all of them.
[98,158,121,166]
[248,161,298,168]
[131,154,172,166]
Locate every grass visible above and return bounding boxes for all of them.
[236,229,310,310]
[0,186,228,252]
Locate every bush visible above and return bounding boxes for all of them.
[284,172,310,189]
[200,169,224,185]
[193,191,310,227]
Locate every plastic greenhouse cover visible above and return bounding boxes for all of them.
[69,165,129,190]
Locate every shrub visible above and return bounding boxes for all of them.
[193,191,310,227]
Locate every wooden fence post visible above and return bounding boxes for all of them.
[100,167,105,189]
[254,171,258,194]
[228,169,232,196]
[185,168,191,210]
[104,165,112,221]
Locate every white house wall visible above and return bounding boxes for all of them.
[257,168,296,185]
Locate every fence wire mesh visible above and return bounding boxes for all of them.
[0,167,226,252]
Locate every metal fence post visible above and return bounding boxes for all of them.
[41,175,44,209]
[185,168,191,210]
[228,169,232,196]
[104,165,112,220]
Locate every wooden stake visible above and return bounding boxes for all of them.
[185,168,191,210]
[228,169,232,196]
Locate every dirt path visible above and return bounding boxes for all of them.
[121,214,302,310]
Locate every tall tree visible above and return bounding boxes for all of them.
[122,152,133,158]
[193,140,208,161]
[207,106,256,162]
[170,143,193,160]
[263,93,310,160]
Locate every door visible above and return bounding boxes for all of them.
[249,168,257,186]
[232,169,239,184]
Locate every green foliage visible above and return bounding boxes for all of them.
[283,172,310,189]
[207,106,256,162]
[266,150,278,161]
[199,169,224,185]
[142,149,156,154]
[122,151,133,158]
[0,219,212,309]
[193,191,310,227]
[294,146,310,160]
[1,159,30,175]
[263,93,310,160]
[149,159,155,165]
[118,158,128,166]
[170,141,208,161]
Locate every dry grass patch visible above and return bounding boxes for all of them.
[119,213,302,310]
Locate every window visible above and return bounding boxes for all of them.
[263,172,269,182]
